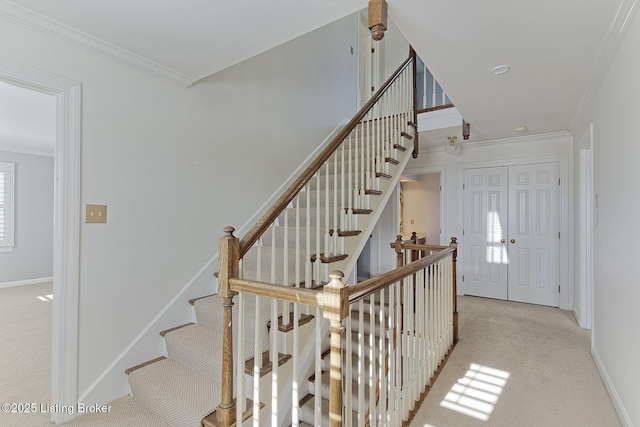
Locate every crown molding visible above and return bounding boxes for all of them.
[570,0,640,134]
[0,1,197,88]
[423,131,572,153]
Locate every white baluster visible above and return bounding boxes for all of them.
[369,292,376,425]
[236,292,245,423]
[253,294,262,427]
[314,307,322,426]
[358,299,365,427]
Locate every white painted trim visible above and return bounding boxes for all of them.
[423,131,571,153]
[0,58,82,425]
[570,0,640,134]
[0,143,54,157]
[417,107,461,132]
[592,346,634,427]
[0,0,196,88]
[455,153,572,310]
[76,120,348,404]
[0,276,53,289]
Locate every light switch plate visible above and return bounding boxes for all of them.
[86,204,107,223]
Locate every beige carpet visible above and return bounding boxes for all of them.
[0,282,53,427]
[411,296,621,427]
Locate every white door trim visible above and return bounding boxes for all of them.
[0,59,81,424]
[456,154,571,310]
[577,124,594,329]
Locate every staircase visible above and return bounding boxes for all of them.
[67,49,458,427]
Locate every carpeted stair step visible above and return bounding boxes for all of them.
[128,358,221,427]
[298,394,359,427]
[309,371,370,403]
[193,295,278,352]
[321,347,382,384]
[63,396,170,427]
[164,323,258,394]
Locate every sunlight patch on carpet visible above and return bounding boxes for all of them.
[440,363,510,421]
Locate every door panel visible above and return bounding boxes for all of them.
[463,163,560,307]
[507,163,560,306]
[463,167,508,300]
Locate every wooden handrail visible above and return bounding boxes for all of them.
[389,242,449,252]
[229,277,324,309]
[238,52,415,257]
[348,246,455,304]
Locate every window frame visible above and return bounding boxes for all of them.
[0,161,15,252]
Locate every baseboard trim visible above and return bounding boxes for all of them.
[0,276,53,289]
[592,345,634,427]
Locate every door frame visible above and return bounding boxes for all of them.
[457,154,572,310]
[576,123,594,329]
[0,59,81,424]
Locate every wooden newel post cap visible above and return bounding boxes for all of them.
[328,270,345,284]
[396,234,403,242]
[222,226,236,238]
[450,237,457,244]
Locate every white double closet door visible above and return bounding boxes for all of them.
[463,163,560,307]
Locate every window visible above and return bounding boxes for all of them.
[0,162,15,252]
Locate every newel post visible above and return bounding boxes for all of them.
[449,237,459,343]
[323,271,349,427]
[394,234,404,267]
[217,226,239,426]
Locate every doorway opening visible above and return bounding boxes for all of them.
[0,59,81,425]
[0,80,56,426]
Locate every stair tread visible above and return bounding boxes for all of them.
[128,358,220,427]
[299,393,359,427]
[63,396,169,427]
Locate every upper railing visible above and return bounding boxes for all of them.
[239,48,418,259]
[416,55,453,113]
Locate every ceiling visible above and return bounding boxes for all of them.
[1,0,629,150]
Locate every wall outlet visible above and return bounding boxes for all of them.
[86,204,107,223]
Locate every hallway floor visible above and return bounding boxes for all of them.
[411,296,621,427]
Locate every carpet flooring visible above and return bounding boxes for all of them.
[411,296,621,427]
[0,282,53,427]
[0,284,622,426]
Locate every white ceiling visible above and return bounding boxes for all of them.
[1,0,629,149]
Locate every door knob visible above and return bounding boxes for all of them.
[500,239,505,243]
[510,239,516,244]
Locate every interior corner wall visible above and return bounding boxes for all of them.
[0,150,53,284]
[0,12,358,406]
[585,8,640,426]
[382,18,410,77]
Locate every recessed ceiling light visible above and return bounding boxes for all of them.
[514,126,528,133]
[491,65,510,75]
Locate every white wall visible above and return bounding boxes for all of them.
[404,133,574,309]
[0,150,53,284]
[402,173,440,244]
[576,9,640,425]
[0,13,359,406]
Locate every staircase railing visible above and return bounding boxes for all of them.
[216,49,421,426]
[218,231,458,426]
[416,55,453,113]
